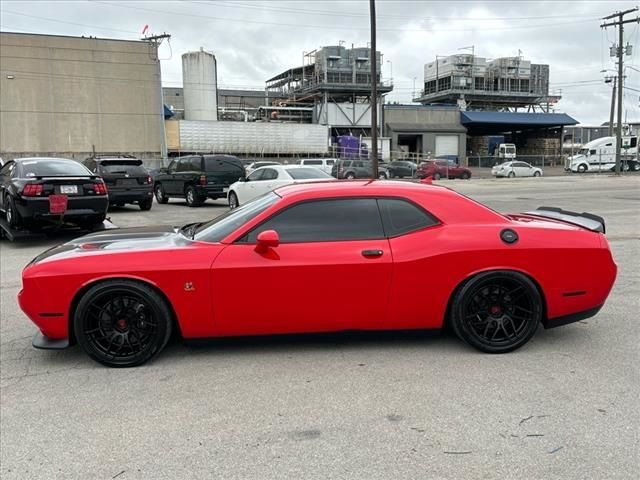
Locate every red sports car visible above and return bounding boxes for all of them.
[19,181,617,367]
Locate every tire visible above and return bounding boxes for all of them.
[389,172,395,179]
[508,171,515,178]
[185,186,203,207]
[5,195,21,228]
[533,171,541,177]
[461,172,471,180]
[433,172,441,180]
[74,280,173,368]
[154,183,168,204]
[450,271,542,354]
[632,162,640,171]
[378,172,387,179]
[228,191,239,209]
[345,172,356,180]
[577,164,587,173]
[139,198,153,211]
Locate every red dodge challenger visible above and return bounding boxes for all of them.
[19,181,617,367]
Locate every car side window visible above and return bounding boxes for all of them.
[326,160,335,166]
[245,199,384,243]
[190,157,202,171]
[304,160,322,166]
[176,158,192,172]
[0,161,14,176]
[261,168,279,180]
[378,199,439,237]
[247,169,264,182]
[167,160,177,172]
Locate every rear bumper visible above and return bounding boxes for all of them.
[196,185,229,198]
[15,195,108,221]
[108,187,153,204]
[543,305,603,329]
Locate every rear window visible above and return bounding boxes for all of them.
[302,160,322,166]
[204,156,245,174]
[378,199,439,236]
[19,159,91,177]
[287,168,333,180]
[98,160,147,175]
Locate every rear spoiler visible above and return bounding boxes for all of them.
[524,207,606,234]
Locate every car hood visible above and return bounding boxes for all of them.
[30,225,191,264]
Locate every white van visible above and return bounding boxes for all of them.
[566,136,640,172]
[297,158,337,175]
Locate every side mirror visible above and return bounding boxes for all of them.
[255,230,279,253]
[238,176,246,182]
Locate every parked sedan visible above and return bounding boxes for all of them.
[492,161,543,178]
[417,159,471,180]
[0,157,108,230]
[19,180,616,367]
[386,160,417,178]
[227,165,332,208]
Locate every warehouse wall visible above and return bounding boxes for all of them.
[0,32,164,161]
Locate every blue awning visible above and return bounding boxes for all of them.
[461,111,577,133]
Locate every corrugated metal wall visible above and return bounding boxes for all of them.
[177,121,329,154]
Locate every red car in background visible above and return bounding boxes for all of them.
[417,159,472,180]
[19,181,616,367]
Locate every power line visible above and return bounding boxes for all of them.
[2,9,140,35]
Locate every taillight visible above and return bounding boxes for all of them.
[199,174,207,186]
[147,175,152,184]
[22,184,43,196]
[94,182,108,195]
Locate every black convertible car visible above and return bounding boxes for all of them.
[0,157,109,230]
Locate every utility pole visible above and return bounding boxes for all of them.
[601,8,639,175]
[369,0,378,179]
[606,76,617,136]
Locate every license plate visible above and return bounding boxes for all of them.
[60,185,78,194]
[119,179,137,186]
[49,194,68,214]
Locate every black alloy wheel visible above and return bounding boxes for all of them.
[451,271,542,353]
[74,280,172,367]
[154,183,168,204]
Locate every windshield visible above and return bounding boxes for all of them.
[19,159,91,177]
[287,168,333,180]
[193,192,279,242]
[577,148,589,155]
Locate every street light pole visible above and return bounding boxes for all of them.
[370,0,378,179]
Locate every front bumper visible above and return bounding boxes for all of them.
[32,331,70,350]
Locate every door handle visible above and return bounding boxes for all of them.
[361,249,383,258]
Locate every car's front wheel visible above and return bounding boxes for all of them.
[450,271,542,353]
[345,172,356,180]
[433,172,441,180]
[461,171,471,180]
[577,164,587,173]
[533,171,541,177]
[154,184,168,204]
[74,280,173,367]
[508,171,515,178]
[228,191,239,209]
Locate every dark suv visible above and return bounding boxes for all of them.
[83,156,153,210]
[154,154,245,207]
[331,159,388,179]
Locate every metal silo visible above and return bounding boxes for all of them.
[182,48,218,121]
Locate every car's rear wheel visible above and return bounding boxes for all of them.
[4,195,21,228]
[228,191,239,209]
[139,198,153,211]
[433,172,441,180]
[345,172,356,180]
[74,280,172,367]
[378,172,387,179]
[185,186,204,207]
[450,271,542,353]
[154,184,168,204]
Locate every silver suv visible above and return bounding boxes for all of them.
[331,159,388,179]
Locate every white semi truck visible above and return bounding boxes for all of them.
[566,136,640,172]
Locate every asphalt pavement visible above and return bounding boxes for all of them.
[1,175,638,479]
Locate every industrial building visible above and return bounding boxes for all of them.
[0,32,164,161]
[416,53,559,112]
[265,45,393,136]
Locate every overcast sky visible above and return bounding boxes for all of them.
[2,0,639,124]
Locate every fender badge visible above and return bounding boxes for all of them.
[184,282,195,292]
